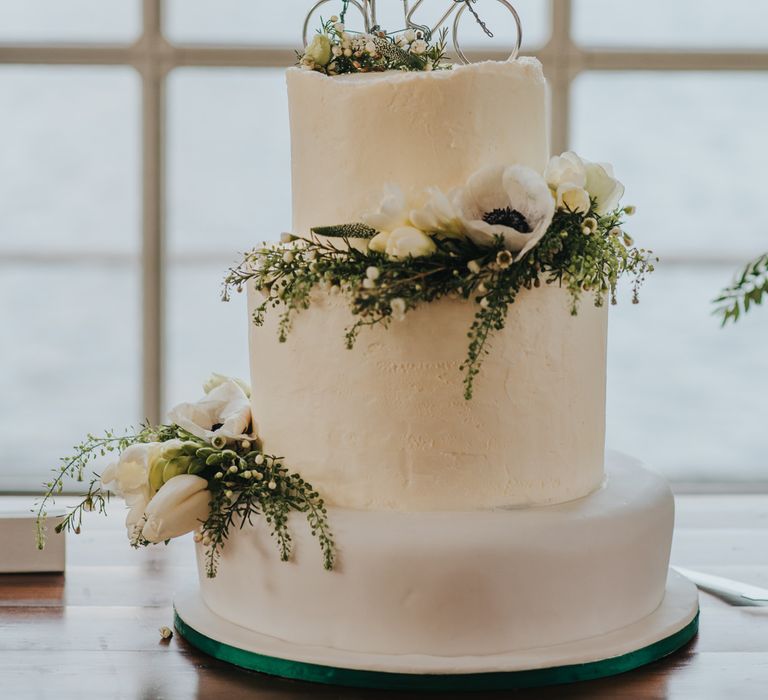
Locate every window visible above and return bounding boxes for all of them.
[3,1,767,490]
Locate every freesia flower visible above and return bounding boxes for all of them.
[167,379,255,443]
[544,151,587,190]
[409,187,466,239]
[141,474,211,543]
[202,372,251,398]
[585,162,625,215]
[304,34,332,67]
[101,442,162,535]
[457,164,555,259]
[384,226,437,259]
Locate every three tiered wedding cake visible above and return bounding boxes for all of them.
[38,3,699,691]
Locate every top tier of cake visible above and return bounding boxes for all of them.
[287,58,549,233]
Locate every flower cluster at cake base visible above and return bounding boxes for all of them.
[35,376,335,576]
[299,15,449,75]
[225,152,656,400]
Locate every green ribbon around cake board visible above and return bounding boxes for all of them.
[173,608,699,691]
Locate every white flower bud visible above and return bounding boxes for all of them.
[366,266,380,281]
[159,626,173,639]
[242,470,252,479]
[202,536,211,546]
[343,48,352,57]
[362,278,375,289]
[255,454,265,465]
[624,205,637,216]
[282,251,294,263]
[241,439,251,450]
[390,297,407,321]
[280,232,296,244]
[468,260,481,274]
[480,297,490,309]
[268,480,277,490]
[227,465,238,474]
[224,490,233,499]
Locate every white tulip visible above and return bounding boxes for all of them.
[202,372,251,398]
[168,380,256,443]
[141,475,211,543]
[304,34,332,67]
[384,226,437,259]
[458,164,555,259]
[556,184,591,214]
[584,162,625,215]
[544,151,587,190]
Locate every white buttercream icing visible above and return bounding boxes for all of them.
[249,283,607,510]
[287,58,549,234]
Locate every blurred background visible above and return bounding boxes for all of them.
[1,0,767,492]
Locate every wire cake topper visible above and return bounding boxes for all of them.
[302,0,523,65]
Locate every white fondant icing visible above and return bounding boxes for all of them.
[197,456,672,657]
[177,572,698,674]
[287,58,549,235]
[248,283,607,510]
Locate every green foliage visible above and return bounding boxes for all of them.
[223,204,655,400]
[298,18,450,75]
[36,425,335,576]
[714,253,768,325]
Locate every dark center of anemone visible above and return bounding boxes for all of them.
[482,207,532,233]
[211,423,224,431]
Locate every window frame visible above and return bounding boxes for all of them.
[2,0,767,488]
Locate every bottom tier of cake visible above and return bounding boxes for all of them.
[194,452,679,658]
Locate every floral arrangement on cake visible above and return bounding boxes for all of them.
[35,375,335,576]
[299,14,449,75]
[224,152,655,399]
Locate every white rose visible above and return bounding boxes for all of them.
[410,39,428,55]
[585,162,625,215]
[304,34,332,67]
[202,372,251,398]
[384,227,437,259]
[544,151,587,190]
[556,184,591,214]
[168,380,255,443]
[141,475,211,543]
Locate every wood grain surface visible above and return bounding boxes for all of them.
[1,495,767,699]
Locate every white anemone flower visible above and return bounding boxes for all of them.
[167,379,255,443]
[457,165,555,259]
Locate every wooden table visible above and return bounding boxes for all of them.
[2,495,767,699]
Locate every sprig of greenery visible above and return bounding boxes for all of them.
[223,204,655,399]
[714,252,768,325]
[36,425,335,576]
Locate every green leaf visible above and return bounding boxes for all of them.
[311,223,379,239]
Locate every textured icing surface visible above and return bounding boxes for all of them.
[249,283,606,510]
[198,456,673,657]
[287,58,549,234]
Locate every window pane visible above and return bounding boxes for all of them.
[607,265,768,483]
[166,68,290,256]
[0,66,140,255]
[0,0,140,42]
[571,72,768,260]
[165,264,250,415]
[165,0,549,50]
[573,0,768,49]
[0,265,140,491]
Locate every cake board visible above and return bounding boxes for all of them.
[173,570,699,692]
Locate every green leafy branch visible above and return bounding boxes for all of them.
[714,253,768,325]
[223,204,655,400]
[37,425,335,576]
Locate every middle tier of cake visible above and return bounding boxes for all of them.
[248,283,607,510]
